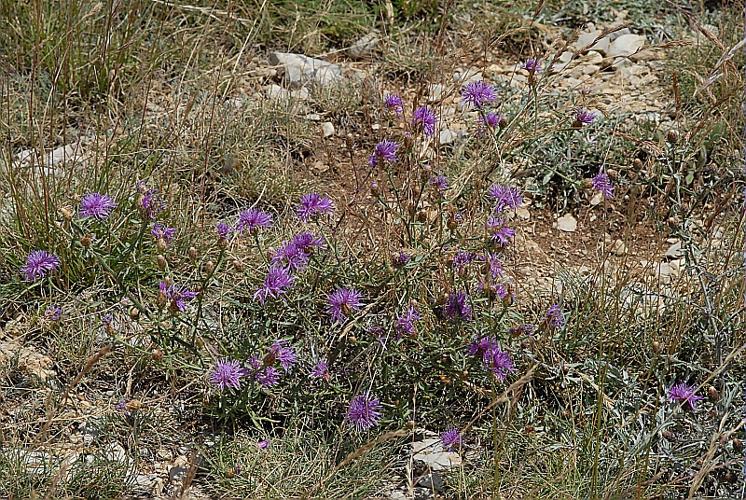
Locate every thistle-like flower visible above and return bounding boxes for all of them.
[368,140,399,167]
[79,193,117,220]
[413,106,437,136]
[346,393,382,431]
[668,383,704,410]
[440,428,462,451]
[236,208,273,234]
[209,359,245,390]
[591,172,614,199]
[461,80,497,109]
[21,250,60,282]
[488,184,523,212]
[254,266,294,303]
[326,287,364,323]
[159,282,198,312]
[297,193,334,222]
[384,94,404,115]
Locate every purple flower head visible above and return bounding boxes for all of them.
[21,250,60,282]
[444,291,473,321]
[592,172,614,199]
[461,80,497,108]
[467,336,498,358]
[114,399,128,413]
[209,359,245,390]
[310,360,329,380]
[484,344,515,381]
[159,282,198,312]
[574,109,597,125]
[486,217,515,246]
[368,140,399,167]
[257,439,270,450]
[429,174,448,194]
[395,305,421,336]
[393,251,411,268]
[546,304,565,328]
[236,208,273,235]
[45,305,62,322]
[483,252,504,278]
[216,222,233,240]
[254,266,294,303]
[668,383,704,410]
[412,106,437,136]
[384,94,404,115]
[291,232,326,252]
[272,240,310,271]
[255,366,280,387]
[269,340,297,373]
[140,188,165,219]
[326,287,364,323]
[440,428,462,451]
[346,393,382,431]
[481,111,505,129]
[523,58,541,73]
[151,223,176,243]
[79,193,117,220]
[297,193,334,222]
[488,184,523,212]
[452,250,476,271]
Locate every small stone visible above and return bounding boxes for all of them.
[304,113,321,121]
[348,32,379,59]
[321,122,335,138]
[416,471,445,492]
[556,213,577,232]
[268,52,342,88]
[664,240,683,259]
[104,442,128,463]
[573,30,610,55]
[411,438,462,471]
[428,84,445,101]
[438,128,461,145]
[516,206,530,220]
[608,34,645,59]
[611,239,628,256]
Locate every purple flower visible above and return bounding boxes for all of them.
[368,140,399,167]
[668,383,704,410]
[291,231,325,252]
[159,281,198,312]
[140,188,165,219]
[461,80,497,108]
[444,291,472,321]
[393,251,411,267]
[44,305,62,321]
[488,184,523,212]
[272,240,310,271]
[480,111,505,129]
[269,340,297,372]
[486,217,515,246]
[440,428,462,451]
[297,193,334,222]
[79,193,117,219]
[484,344,515,381]
[209,359,245,390]
[257,439,270,450]
[254,266,294,303]
[384,94,404,115]
[236,208,273,234]
[395,305,421,336]
[523,58,541,73]
[452,250,476,270]
[484,252,503,278]
[429,175,448,193]
[255,366,280,387]
[346,393,382,431]
[21,250,60,281]
[413,106,437,136]
[310,360,329,380]
[546,304,565,328]
[216,222,233,239]
[591,172,614,199]
[151,223,176,243]
[326,287,363,323]
[574,109,597,126]
[467,336,498,358]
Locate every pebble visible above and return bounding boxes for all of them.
[268,52,342,88]
[556,213,577,232]
[321,122,335,138]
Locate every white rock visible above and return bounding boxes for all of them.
[608,34,645,58]
[556,213,577,232]
[611,239,628,256]
[573,30,610,55]
[268,52,342,87]
[321,122,335,138]
[428,83,446,101]
[453,68,483,84]
[304,113,321,121]
[348,32,379,59]
[411,438,462,471]
[559,51,574,63]
[665,240,683,259]
[104,442,128,463]
[438,128,464,145]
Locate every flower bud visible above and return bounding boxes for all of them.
[151,348,163,361]
[232,260,244,272]
[156,255,167,270]
[81,234,93,248]
[662,430,675,441]
[416,210,427,223]
[203,260,215,275]
[59,207,73,221]
[188,246,198,261]
[156,238,167,252]
[633,158,643,169]
[370,181,380,197]
[707,386,719,402]
[666,129,678,144]
[732,438,743,452]
[652,341,661,354]
[129,307,140,320]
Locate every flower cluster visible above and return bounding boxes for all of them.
[468,336,515,381]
